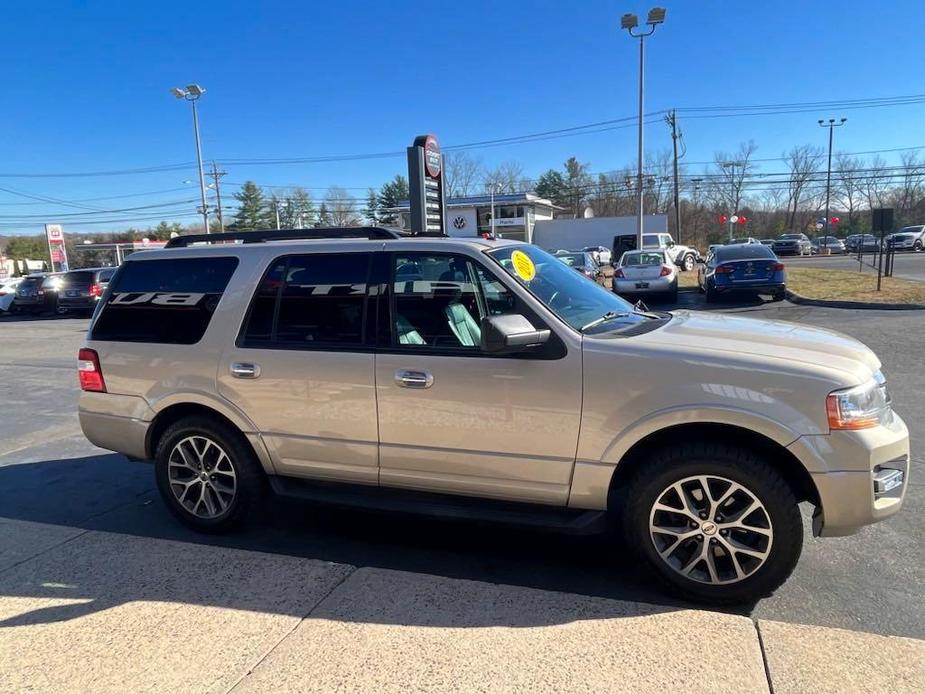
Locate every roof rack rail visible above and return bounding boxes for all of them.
[164,226,407,248]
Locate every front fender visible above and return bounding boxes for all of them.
[568,406,807,511]
[599,405,803,467]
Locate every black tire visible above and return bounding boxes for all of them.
[681,254,695,272]
[619,442,802,605]
[915,240,923,252]
[771,291,786,302]
[704,282,718,303]
[666,285,678,303]
[155,415,266,533]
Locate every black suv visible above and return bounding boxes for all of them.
[57,268,116,315]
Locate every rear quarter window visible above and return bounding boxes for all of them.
[91,256,238,344]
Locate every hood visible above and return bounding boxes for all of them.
[633,310,879,381]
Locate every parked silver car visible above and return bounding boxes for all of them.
[78,228,909,604]
[885,225,925,252]
[613,249,678,301]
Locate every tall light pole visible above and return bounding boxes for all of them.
[621,8,666,250]
[486,182,502,237]
[818,118,847,251]
[171,84,210,234]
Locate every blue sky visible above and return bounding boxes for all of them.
[2,0,923,234]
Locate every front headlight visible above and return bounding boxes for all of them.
[826,371,891,430]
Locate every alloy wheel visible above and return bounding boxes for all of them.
[648,474,773,585]
[167,435,237,519]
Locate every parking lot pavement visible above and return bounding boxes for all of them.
[785,251,925,282]
[0,306,922,644]
[1,520,923,693]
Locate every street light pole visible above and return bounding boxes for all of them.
[171,85,210,234]
[487,182,501,237]
[622,8,666,251]
[818,118,847,251]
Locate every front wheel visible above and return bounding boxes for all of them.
[155,416,265,533]
[620,443,803,604]
[915,240,923,252]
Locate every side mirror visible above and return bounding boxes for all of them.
[480,314,550,354]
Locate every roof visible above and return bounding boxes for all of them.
[127,231,525,261]
[389,191,562,211]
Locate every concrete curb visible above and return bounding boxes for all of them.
[785,288,925,311]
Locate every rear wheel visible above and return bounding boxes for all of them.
[620,442,803,604]
[915,240,923,252]
[705,282,718,303]
[681,254,695,272]
[155,416,265,533]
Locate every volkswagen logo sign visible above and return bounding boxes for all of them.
[453,216,467,229]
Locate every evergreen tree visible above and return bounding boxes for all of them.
[534,169,569,207]
[365,187,379,224]
[376,175,409,225]
[289,187,315,227]
[230,181,267,231]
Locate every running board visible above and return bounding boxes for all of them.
[269,476,607,535]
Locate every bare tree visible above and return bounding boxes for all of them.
[893,151,925,225]
[834,153,863,230]
[710,140,759,217]
[863,155,890,214]
[324,186,361,226]
[644,149,674,214]
[484,160,526,193]
[443,152,483,197]
[782,144,823,230]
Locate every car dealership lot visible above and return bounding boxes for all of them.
[0,306,922,644]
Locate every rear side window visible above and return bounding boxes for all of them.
[91,257,238,344]
[241,253,372,348]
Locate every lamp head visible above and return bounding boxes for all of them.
[621,13,639,30]
[647,7,666,24]
[170,87,187,99]
[185,84,205,97]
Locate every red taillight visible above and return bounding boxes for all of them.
[659,265,672,277]
[715,265,734,274]
[773,262,785,271]
[0,292,6,297]
[78,348,106,392]
[614,268,625,278]
[89,283,102,298]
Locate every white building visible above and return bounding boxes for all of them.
[389,192,561,243]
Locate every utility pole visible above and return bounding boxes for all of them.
[818,118,847,252]
[721,161,740,241]
[666,110,682,243]
[208,161,227,232]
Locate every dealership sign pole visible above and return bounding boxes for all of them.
[407,134,447,236]
[44,223,69,272]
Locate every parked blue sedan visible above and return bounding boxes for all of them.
[698,243,786,303]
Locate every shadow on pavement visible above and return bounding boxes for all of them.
[0,453,757,627]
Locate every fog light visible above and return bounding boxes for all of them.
[873,468,904,498]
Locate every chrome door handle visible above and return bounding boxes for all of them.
[230,362,260,379]
[394,369,433,389]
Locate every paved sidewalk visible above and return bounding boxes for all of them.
[0,519,922,693]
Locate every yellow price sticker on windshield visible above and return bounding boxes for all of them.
[511,250,536,281]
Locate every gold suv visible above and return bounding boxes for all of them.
[78,228,909,603]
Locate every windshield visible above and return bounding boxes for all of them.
[557,253,584,267]
[488,245,655,334]
[779,234,802,240]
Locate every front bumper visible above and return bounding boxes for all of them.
[788,412,910,537]
[613,277,676,294]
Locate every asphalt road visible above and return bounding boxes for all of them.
[784,250,925,282]
[0,300,922,639]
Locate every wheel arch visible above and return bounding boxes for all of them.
[606,422,820,509]
[145,400,274,475]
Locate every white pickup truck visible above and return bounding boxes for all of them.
[637,233,701,272]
